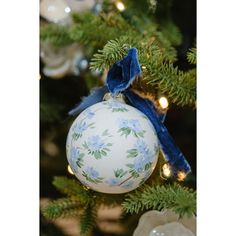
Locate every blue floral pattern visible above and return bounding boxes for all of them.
[126,139,155,178]
[82,167,103,184]
[83,108,95,119]
[117,118,146,138]
[69,147,85,172]
[66,100,159,193]
[105,100,128,112]
[83,135,113,159]
[106,168,128,187]
[72,121,95,139]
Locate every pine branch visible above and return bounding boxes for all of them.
[146,65,196,106]
[122,183,196,218]
[40,25,73,47]
[90,38,196,107]
[187,47,197,65]
[52,176,94,205]
[90,38,131,71]
[42,198,82,220]
[80,205,97,235]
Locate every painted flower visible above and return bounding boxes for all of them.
[84,108,95,119]
[128,119,142,133]
[106,178,120,186]
[126,140,155,176]
[85,167,99,179]
[83,135,112,159]
[71,146,79,160]
[117,118,145,138]
[74,121,88,134]
[134,139,149,154]
[69,147,84,169]
[82,166,103,184]
[87,135,106,151]
[133,156,147,173]
[118,118,129,129]
[107,100,128,112]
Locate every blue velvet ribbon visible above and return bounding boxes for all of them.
[69,48,191,175]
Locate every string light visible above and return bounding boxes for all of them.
[67,165,74,175]
[115,1,125,12]
[158,96,169,109]
[177,171,186,181]
[162,163,172,178]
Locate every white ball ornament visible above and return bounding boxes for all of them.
[66,98,159,194]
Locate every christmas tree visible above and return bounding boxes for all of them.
[40,0,196,235]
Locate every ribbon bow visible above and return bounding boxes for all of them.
[69,48,191,176]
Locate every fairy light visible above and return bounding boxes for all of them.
[162,163,172,178]
[158,96,169,109]
[141,65,147,70]
[115,1,125,12]
[177,171,186,181]
[67,165,74,175]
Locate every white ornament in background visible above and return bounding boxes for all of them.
[40,42,88,78]
[66,0,97,12]
[40,0,72,24]
[66,99,159,194]
[133,210,196,236]
[150,222,194,236]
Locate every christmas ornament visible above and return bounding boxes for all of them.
[66,0,97,13]
[40,0,100,24]
[40,42,88,78]
[133,210,196,236]
[150,222,194,236]
[40,0,71,24]
[66,98,159,193]
[66,48,191,193]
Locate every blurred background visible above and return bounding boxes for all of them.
[40,0,196,235]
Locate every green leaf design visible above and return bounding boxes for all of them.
[88,122,95,128]
[82,171,103,184]
[127,149,138,158]
[118,128,131,137]
[82,142,88,149]
[114,168,128,178]
[126,163,134,168]
[94,151,102,159]
[112,108,128,112]
[102,129,109,136]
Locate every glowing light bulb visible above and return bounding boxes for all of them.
[64,6,71,13]
[115,1,125,11]
[158,96,169,109]
[177,171,186,181]
[142,65,147,69]
[67,165,74,175]
[162,163,171,178]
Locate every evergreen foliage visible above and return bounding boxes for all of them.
[40,0,196,107]
[187,47,197,65]
[91,38,196,106]
[122,183,196,218]
[42,177,196,232]
[42,198,82,219]
[79,205,97,235]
